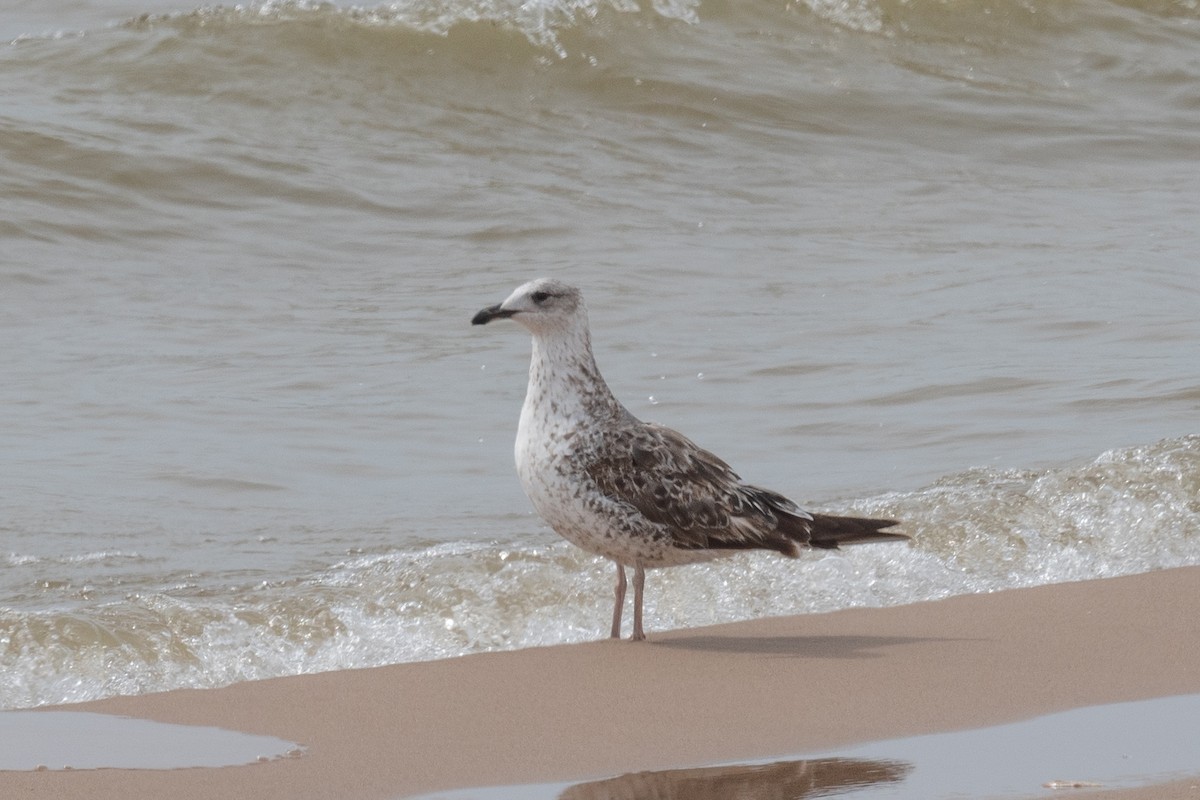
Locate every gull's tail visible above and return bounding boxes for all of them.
[805,513,908,550]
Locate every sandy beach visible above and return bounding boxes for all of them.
[5,566,1200,799]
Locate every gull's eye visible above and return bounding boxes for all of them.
[531,291,551,304]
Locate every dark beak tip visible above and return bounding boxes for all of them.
[472,304,514,326]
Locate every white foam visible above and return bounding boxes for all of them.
[1,437,1196,711]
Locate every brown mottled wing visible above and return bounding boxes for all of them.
[584,419,810,556]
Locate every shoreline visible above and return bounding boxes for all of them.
[4,567,1200,799]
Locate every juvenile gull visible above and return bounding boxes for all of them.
[472,278,907,641]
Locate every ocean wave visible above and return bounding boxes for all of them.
[7,0,1190,60]
[135,0,1200,41]
[4,0,1194,104]
[117,0,701,57]
[2,435,1196,710]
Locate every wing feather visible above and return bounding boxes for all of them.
[584,419,810,555]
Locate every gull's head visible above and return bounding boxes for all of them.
[471,278,585,336]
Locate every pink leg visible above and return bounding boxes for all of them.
[631,564,646,642]
[610,562,626,639]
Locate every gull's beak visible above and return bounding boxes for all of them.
[471,303,516,325]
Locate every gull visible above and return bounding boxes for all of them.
[472,278,907,641]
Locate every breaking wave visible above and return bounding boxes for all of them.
[3,436,1197,709]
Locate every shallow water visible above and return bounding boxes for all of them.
[0,710,302,770]
[2,0,1199,708]
[409,693,1200,799]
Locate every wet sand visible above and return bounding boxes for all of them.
[4,566,1199,799]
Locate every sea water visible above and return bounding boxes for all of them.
[2,0,1198,710]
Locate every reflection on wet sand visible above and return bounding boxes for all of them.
[557,756,911,800]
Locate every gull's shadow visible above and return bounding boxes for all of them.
[652,634,951,658]
[557,756,912,800]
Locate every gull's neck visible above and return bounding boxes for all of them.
[523,319,622,426]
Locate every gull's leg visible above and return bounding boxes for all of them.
[611,561,626,639]
[631,563,646,642]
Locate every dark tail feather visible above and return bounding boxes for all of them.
[806,513,908,550]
